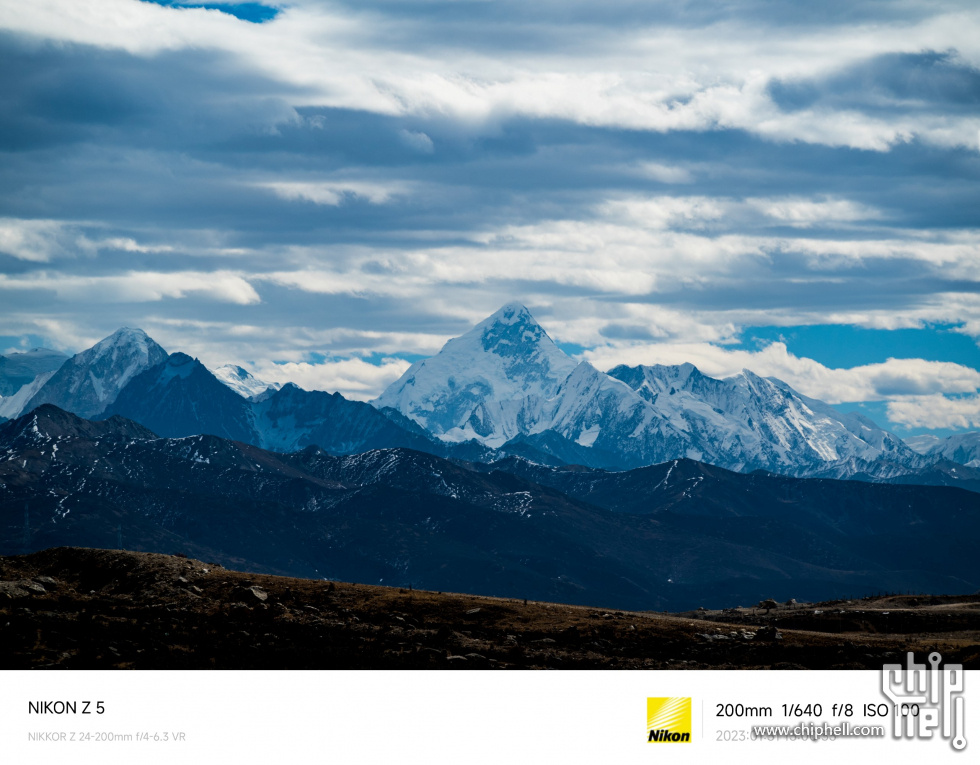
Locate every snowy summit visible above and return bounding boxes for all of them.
[374,302,577,446]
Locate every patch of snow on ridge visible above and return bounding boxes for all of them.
[212,364,282,398]
[0,371,56,419]
[577,424,600,447]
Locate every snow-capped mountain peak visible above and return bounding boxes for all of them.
[212,364,282,399]
[606,362,920,472]
[374,303,578,446]
[478,302,548,350]
[447,301,576,393]
[95,327,151,352]
[20,328,168,419]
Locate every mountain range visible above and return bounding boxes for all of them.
[374,303,980,491]
[2,404,977,610]
[0,304,976,492]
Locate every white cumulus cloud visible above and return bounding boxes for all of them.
[887,394,980,430]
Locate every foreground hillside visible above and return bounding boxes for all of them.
[2,548,978,670]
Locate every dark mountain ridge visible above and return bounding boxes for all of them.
[3,405,978,611]
[101,352,445,456]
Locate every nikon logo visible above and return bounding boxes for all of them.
[648,729,689,743]
[647,697,692,743]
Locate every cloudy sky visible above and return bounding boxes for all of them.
[1,0,978,435]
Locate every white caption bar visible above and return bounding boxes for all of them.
[1,669,972,764]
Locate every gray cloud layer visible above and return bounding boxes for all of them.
[0,1,978,431]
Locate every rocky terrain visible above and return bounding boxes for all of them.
[2,547,978,670]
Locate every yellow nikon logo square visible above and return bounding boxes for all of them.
[647,697,692,743]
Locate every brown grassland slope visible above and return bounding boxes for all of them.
[2,547,978,670]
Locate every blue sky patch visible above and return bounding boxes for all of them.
[734,325,980,370]
[141,1,279,23]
